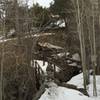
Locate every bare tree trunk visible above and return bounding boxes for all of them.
[98,0,100,26]
[0,43,4,100]
[0,10,5,100]
[0,39,3,100]
[96,0,100,75]
[87,2,98,96]
[76,0,87,90]
[91,4,97,96]
[15,0,21,44]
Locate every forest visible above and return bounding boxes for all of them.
[0,0,100,100]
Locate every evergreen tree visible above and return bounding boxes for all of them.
[29,3,50,28]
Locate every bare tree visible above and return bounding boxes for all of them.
[15,0,21,44]
[91,3,97,96]
[0,1,6,99]
[75,0,87,90]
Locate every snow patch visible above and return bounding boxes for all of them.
[38,42,63,50]
[33,60,61,74]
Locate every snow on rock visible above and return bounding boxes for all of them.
[72,53,80,61]
[68,62,78,66]
[68,53,81,67]
[39,83,90,100]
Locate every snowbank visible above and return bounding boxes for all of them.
[39,73,100,100]
[39,82,90,100]
[67,73,84,88]
[68,73,100,99]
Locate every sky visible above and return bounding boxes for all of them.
[28,0,54,8]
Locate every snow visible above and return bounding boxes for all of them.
[0,32,55,43]
[25,32,55,38]
[68,73,100,99]
[38,42,63,50]
[0,38,16,43]
[67,73,84,88]
[35,60,48,74]
[72,53,80,61]
[57,52,70,58]
[39,73,100,100]
[8,29,15,34]
[39,82,90,100]
[56,20,65,27]
[0,36,4,40]
[33,0,54,8]
[33,33,55,37]
[88,75,100,97]
[68,62,78,66]
[34,60,61,74]
[68,53,80,67]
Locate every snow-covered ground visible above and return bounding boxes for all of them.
[68,73,100,99]
[68,73,100,96]
[39,82,91,100]
[39,73,100,100]
[67,73,84,88]
[88,75,100,97]
[33,60,100,100]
